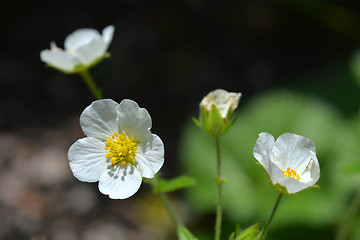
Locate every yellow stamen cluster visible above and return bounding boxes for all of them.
[281,167,300,181]
[104,132,138,166]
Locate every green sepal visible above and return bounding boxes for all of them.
[177,225,198,240]
[273,183,292,195]
[207,105,226,136]
[153,175,197,193]
[273,183,320,195]
[192,117,202,128]
[198,105,232,137]
[229,223,260,240]
[307,184,320,190]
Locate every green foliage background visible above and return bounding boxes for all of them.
[179,89,360,240]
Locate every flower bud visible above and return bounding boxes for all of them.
[195,89,241,137]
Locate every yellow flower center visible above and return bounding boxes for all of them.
[281,167,300,181]
[104,132,138,166]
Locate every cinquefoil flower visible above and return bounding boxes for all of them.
[196,89,241,136]
[40,25,114,73]
[253,132,320,194]
[68,99,164,199]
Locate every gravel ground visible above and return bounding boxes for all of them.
[0,118,181,240]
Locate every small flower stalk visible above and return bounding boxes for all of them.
[40,25,114,74]
[68,99,164,199]
[195,89,241,137]
[253,132,320,194]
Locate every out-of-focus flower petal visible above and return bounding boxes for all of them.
[40,49,79,72]
[74,38,107,66]
[65,28,100,52]
[102,25,115,47]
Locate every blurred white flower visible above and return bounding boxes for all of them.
[40,25,114,73]
[68,99,164,199]
[200,89,241,119]
[253,132,320,194]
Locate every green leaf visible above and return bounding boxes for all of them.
[229,224,243,240]
[234,223,260,240]
[177,225,198,240]
[229,232,235,240]
[153,175,197,193]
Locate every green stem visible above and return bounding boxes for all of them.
[159,191,181,226]
[78,69,103,99]
[149,175,181,226]
[336,189,360,240]
[258,193,283,240]
[215,136,223,240]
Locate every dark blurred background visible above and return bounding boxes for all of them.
[1,0,360,240]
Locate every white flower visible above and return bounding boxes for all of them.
[253,132,320,194]
[68,99,164,199]
[40,25,114,73]
[200,89,241,119]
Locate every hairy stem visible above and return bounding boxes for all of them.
[149,175,181,226]
[159,191,181,226]
[215,136,223,240]
[258,193,283,240]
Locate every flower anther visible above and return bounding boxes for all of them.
[281,167,300,181]
[105,132,138,166]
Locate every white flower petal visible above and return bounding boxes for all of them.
[263,159,283,184]
[266,161,312,194]
[80,99,119,141]
[273,133,316,172]
[102,25,115,48]
[200,89,241,118]
[65,28,101,52]
[299,152,320,183]
[253,132,275,171]
[135,134,164,178]
[50,41,61,51]
[117,99,152,141]
[68,137,107,182]
[280,177,312,194]
[99,164,142,199]
[40,49,79,71]
[74,38,107,66]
